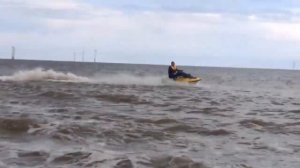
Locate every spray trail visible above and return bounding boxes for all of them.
[0,68,191,86]
[0,68,90,82]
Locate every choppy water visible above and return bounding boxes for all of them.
[0,59,299,168]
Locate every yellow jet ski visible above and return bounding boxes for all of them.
[174,76,201,84]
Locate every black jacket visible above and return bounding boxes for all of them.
[168,66,178,78]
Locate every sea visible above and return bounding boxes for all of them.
[0,59,299,168]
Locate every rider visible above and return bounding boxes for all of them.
[168,61,193,79]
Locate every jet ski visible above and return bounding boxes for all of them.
[174,76,201,84]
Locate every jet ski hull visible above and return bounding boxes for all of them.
[174,76,201,84]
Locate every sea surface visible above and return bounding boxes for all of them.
[0,59,299,168]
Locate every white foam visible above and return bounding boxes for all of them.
[0,68,90,82]
[268,143,294,153]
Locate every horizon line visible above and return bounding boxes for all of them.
[0,58,298,71]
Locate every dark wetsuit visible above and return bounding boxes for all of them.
[168,66,192,79]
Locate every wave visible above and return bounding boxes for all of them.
[0,117,38,133]
[0,68,90,82]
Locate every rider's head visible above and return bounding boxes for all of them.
[171,61,175,66]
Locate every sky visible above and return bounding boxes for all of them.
[0,0,300,69]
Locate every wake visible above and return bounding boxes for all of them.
[0,68,181,86]
[92,73,175,86]
[0,68,90,83]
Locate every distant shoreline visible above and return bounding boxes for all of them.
[0,58,298,71]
